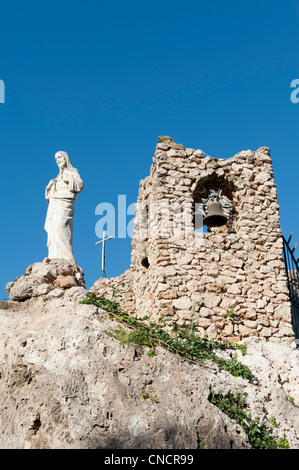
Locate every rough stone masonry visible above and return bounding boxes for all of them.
[91,136,294,343]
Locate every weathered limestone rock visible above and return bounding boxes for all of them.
[36,284,52,296]
[55,275,77,289]
[0,298,299,449]
[173,297,193,310]
[30,263,58,282]
[46,287,64,299]
[6,259,85,301]
[6,277,35,301]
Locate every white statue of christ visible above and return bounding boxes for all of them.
[45,151,84,261]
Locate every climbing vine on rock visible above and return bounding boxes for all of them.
[80,292,255,382]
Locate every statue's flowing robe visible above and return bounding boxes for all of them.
[45,169,84,260]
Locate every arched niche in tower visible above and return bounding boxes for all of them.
[192,172,237,234]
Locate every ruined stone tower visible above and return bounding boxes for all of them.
[92,136,294,343]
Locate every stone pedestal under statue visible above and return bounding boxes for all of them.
[6,258,86,302]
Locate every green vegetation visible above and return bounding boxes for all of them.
[288,395,299,408]
[269,417,278,428]
[277,438,290,449]
[225,308,235,318]
[208,390,290,449]
[225,308,241,321]
[80,292,254,382]
[140,391,158,403]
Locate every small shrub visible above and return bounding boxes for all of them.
[277,438,290,449]
[287,395,298,408]
[140,391,158,403]
[225,308,235,318]
[269,417,278,428]
[208,390,290,449]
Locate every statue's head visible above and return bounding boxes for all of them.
[55,151,72,171]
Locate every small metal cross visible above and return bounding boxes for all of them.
[95,230,112,278]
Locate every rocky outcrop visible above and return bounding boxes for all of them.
[0,295,299,449]
[6,259,85,301]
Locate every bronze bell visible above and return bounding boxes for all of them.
[203,201,227,227]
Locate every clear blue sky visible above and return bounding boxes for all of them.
[0,0,299,299]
